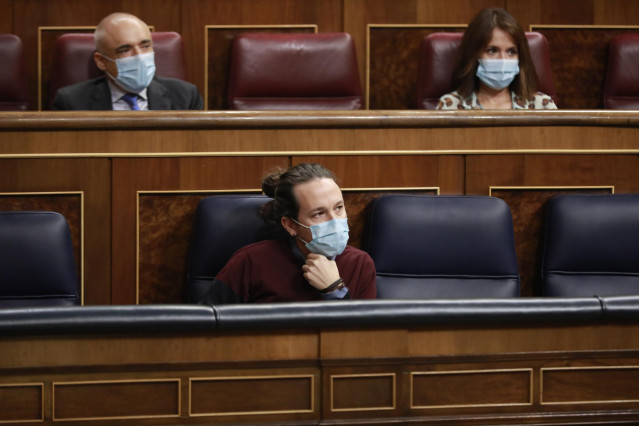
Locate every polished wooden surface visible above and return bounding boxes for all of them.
[0,111,639,303]
[2,323,639,424]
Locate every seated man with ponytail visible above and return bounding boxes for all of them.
[199,163,377,304]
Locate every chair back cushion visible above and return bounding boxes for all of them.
[186,195,276,303]
[228,32,363,110]
[0,34,29,111]
[366,195,520,298]
[48,32,187,107]
[542,194,639,297]
[0,211,79,307]
[417,32,556,109]
[604,34,639,109]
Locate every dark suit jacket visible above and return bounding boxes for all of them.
[52,76,203,110]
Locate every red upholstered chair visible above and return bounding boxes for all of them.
[48,32,187,108]
[227,32,363,110]
[416,32,557,109]
[0,34,29,111]
[603,34,639,109]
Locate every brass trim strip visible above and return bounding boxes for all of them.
[52,378,181,422]
[0,191,85,305]
[188,374,314,417]
[4,149,639,160]
[410,368,533,409]
[204,24,318,110]
[342,186,440,194]
[0,382,44,424]
[329,373,396,412]
[135,188,262,304]
[489,185,615,196]
[540,366,639,405]
[365,24,467,109]
[530,24,639,31]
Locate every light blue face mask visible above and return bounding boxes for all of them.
[103,51,156,93]
[476,58,520,90]
[292,217,349,258]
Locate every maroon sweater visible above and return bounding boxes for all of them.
[202,239,376,304]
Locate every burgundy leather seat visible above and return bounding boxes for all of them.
[48,32,188,108]
[0,34,29,111]
[416,32,557,109]
[227,32,363,110]
[603,34,639,109]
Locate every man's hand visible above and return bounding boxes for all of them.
[302,253,341,291]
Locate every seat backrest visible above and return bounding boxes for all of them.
[0,211,79,307]
[542,194,639,297]
[366,195,520,299]
[0,34,29,111]
[227,32,363,110]
[186,195,277,303]
[603,34,639,109]
[416,32,557,109]
[48,31,187,107]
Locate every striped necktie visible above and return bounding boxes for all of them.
[121,93,140,111]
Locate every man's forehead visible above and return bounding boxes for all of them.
[103,19,150,46]
[295,178,343,210]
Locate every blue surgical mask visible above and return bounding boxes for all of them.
[103,52,156,93]
[476,58,519,90]
[292,217,349,258]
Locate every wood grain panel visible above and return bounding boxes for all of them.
[113,156,288,304]
[0,0,12,33]
[53,380,179,420]
[331,374,395,411]
[532,27,639,109]
[293,155,464,194]
[369,26,465,109]
[0,193,83,298]
[137,191,260,304]
[205,26,316,110]
[0,159,110,304]
[542,367,639,404]
[411,369,531,408]
[490,187,613,296]
[0,384,42,422]
[408,324,639,356]
[190,376,313,416]
[181,0,342,104]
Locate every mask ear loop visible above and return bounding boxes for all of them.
[289,218,310,244]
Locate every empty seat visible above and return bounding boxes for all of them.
[366,195,520,299]
[186,195,276,303]
[48,31,188,108]
[603,34,639,109]
[227,32,363,110]
[416,32,556,109]
[0,34,29,111]
[542,194,639,297]
[0,211,79,307]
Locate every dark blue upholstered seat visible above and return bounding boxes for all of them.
[186,195,276,303]
[542,194,639,297]
[0,211,79,307]
[366,195,520,299]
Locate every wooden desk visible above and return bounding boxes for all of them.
[0,111,638,304]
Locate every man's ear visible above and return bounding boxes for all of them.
[281,216,297,237]
[93,51,107,72]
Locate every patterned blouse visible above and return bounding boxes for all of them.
[436,90,557,110]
